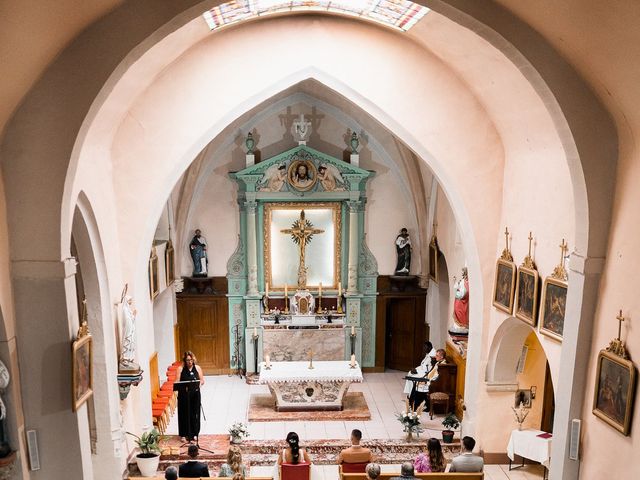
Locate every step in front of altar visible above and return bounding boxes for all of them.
[127,436,462,476]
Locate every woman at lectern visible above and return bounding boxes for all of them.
[176,351,205,442]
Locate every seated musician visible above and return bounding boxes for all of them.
[410,349,447,410]
[404,341,435,399]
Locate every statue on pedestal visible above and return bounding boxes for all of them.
[189,229,208,277]
[449,268,470,338]
[119,295,141,373]
[394,228,412,275]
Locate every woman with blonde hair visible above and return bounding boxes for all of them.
[219,445,247,477]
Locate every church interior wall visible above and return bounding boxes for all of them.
[516,331,549,432]
[0,2,628,477]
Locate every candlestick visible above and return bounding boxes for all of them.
[253,327,257,338]
[338,281,342,297]
[308,350,314,370]
[350,354,356,368]
[351,325,355,336]
[265,354,271,369]
[284,284,288,296]
[319,282,322,295]
[266,282,269,297]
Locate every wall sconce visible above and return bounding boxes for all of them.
[530,385,537,399]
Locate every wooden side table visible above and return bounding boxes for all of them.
[429,392,449,419]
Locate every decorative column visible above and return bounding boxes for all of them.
[245,199,259,296]
[346,200,360,294]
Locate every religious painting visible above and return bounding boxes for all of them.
[428,238,438,283]
[72,328,93,412]
[165,240,175,287]
[515,266,539,326]
[593,350,636,435]
[493,259,516,314]
[263,202,341,290]
[287,159,317,192]
[515,389,532,408]
[539,277,568,341]
[149,248,159,300]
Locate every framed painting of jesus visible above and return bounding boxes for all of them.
[515,266,539,326]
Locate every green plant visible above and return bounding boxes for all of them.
[442,413,460,431]
[126,428,164,457]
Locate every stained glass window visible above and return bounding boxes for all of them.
[203,0,429,32]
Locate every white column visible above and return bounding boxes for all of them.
[246,201,259,296]
[347,201,360,294]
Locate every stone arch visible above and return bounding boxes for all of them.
[71,192,123,478]
[0,3,617,478]
[485,317,538,388]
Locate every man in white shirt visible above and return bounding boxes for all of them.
[404,341,436,407]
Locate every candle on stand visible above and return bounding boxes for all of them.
[284,284,288,297]
[319,282,322,295]
[265,282,269,297]
[351,325,355,336]
[265,354,270,368]
[253,327,257,337]
[350,354,356,367]
[338,281,342,297]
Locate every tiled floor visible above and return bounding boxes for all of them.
[165,371,544,479]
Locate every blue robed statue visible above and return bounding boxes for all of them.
[189,229,208,277]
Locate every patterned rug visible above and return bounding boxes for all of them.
[248,392,371,421]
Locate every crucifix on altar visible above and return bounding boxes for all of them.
[280,209,325,289]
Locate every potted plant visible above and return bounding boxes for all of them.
[229,422,250,444]
[441,413,459,444]
[127,428,164,477]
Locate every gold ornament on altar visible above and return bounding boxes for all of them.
[308,350,314,370]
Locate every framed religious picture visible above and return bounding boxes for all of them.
[287,158,317,192]
[593,349,636,435]
[165,240,175,287]
[539,277,568,341]
[72,324,93,412]
[515,266,539,326]
[492,259,516,314]
[149,247,159,299]
[515,389,532,408]
[428,237,439,283]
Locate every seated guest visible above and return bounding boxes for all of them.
[219,445,247,477]
[365,462,381,480]
[337,429,373,466]
[404,341,435,399]
[414,438,446,472]
[390,462,419,480]
[449,436,484,472]
[164,466,178,480]
[277,431,312,465]
[411,348,447,410]
[179,444,210,478]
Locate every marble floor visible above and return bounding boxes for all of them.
[164,371,544,479]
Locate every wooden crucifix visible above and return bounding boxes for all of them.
[281,210,324,289]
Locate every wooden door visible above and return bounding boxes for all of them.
[177,298,229,374]
[385,297,416,371]
[540,362,555,433]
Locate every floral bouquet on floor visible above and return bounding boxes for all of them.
[229,421,250,444]
[396,399,425,438]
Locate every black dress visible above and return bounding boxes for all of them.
[178,365,201,440]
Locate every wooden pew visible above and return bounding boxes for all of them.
[341,473,483,480]
[129,477,273,480]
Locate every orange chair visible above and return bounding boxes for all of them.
[340,462,369,473]
[280,462,311,480]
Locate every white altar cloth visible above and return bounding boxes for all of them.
[507,429,552,467]
[259,361,363,383]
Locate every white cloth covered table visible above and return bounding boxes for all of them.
[259,361,362,411]
[507,429,552,467]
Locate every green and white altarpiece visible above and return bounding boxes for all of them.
[226,145,379,372]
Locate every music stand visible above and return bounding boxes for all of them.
[173,380,214,454]
[404,375,428,410]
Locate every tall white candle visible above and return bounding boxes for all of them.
[338,281,342,297]
[350,354,356,367]
[265,282,269,297]
[351,325,355,335]
[284,284,288,297]
[319,282,322,295]
[265,354,270,368]
[253,327,257,337]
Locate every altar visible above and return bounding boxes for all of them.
[259,360,363,411]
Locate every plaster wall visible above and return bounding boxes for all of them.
[516,331,548,431]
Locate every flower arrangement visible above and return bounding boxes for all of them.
[396,399,425,436]
[229,422,250,443]
[512,402,529,429]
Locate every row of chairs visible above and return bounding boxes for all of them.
[152,360,181,434]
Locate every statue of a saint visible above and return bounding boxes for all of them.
[119,296,140,373]
[452,268,470,331]
[394,228,412,275]
[189,229,208,277]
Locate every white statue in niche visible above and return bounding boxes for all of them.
[119,295,141,373]
[292,113,312,143]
